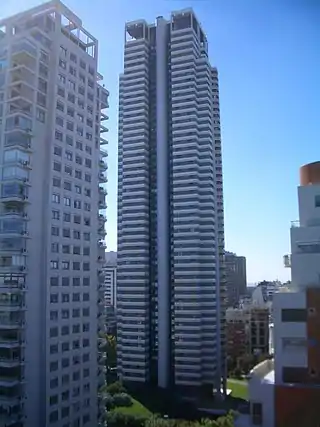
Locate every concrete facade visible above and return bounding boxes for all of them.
[0,2,108,426]
[117,10,226,391]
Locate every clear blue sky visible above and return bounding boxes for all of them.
[3,0,320,283]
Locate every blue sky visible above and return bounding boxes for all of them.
[3,0,320,283]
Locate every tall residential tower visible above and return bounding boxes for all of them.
[0,1,108,426]
[117,10,226,393]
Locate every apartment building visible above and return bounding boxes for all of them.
[104,251,117,307]
[117,9,226,393]
[225,251,247,307]
[226,306,269,362]
[0,1,108,426]
[238,162,320,427]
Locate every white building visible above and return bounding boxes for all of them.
[238,162,320,427]
[0,1,109,426]
[117,10,226,392]
[104,252,116,308]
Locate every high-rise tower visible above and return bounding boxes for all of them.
[117,10,226,392]
[0,1,108,426]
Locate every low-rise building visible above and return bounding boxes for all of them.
[238,162,320,427]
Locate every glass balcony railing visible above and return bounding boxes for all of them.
[99,159,108,170]
[98,173,107,183]
[4,132,32,150]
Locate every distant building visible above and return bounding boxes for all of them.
[226,306,269,362]
[225,252,247,307]
[241,162,320,427]
[103,252,117,333]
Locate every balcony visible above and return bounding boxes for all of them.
[11,39,37,65]
[100,112,109,121]
[98,227,106,238]
[98,240,106,249]
[100,148,108,158]
[98,173,108,183]
[7,82,34,105]
[10,64,35,87]
[283,254,291,268]
[0,314,24,331]
[0,383,22,405]
[4,132,32,151]
[0,183,30,204]
[100,124,108,134]
[100,137,108,145]
[99,159,108,171]
[98,200,107,210]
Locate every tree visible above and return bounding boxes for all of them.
[107,334,117,367]
[106,381,127,395]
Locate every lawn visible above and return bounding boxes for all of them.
[227,379,248,400]
[113,397,152,417]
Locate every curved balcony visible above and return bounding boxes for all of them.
[99,159,108,171]
[98,200,107,210]
[98,173,108,183]
[4,131,32,152]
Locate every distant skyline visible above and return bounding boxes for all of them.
[3,0,320,282]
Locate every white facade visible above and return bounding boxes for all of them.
[0,1,108,426]
[117,10,226,390]
[240,164,320,427]
[104,265,116,308]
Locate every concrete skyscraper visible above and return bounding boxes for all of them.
[117,10,226,393]
[0,1,108,426]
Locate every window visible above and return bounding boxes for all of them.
[83,307,90,316]
[50,395,58,405]
[53,177,61,188]
[54,146,62,156]
[62,277,70,287]
[75,185,81,194]
[62,358,69,368]
[84,202,91,212]
[83,247,90,256]
[51,242,59,253]
[87,104,93,115]
[50,261,58,270]
[50,310,58,321]
[65,165,72,176]
[73,277,80,286]
[72,371,80,381]
[77,113,84,123]
[64,181,71,191]
[84,174,91,183]
[69,65,76,77]
[62,293,69,303]
[62,374,69,385]
[85,145,92,155]
[50,277,59,287]
[56,116,64,127]
[76,126,83,136]
[78,86,85,96]
[66,121,74,132]
[251,402,262,425]
[62,406,70,418]
[73,293,80,302]
[62,245,70,254]
[62,390,69,401]
[62,261,69,270]
[78,99,84,109]
[83,232,90,241]
[55,130,63,141]
[73,246,81,255]
[67,79,76,91]
[85,158,92,168]
[61,342,69,352]
[74,215,81,224]
[58,73,66,83]
[76,141,83,151]
[65,151,73,161]
[50,344,58,354]
[64,197,71,207]
[66,135,73,146]
[80,59,86,69]
[61,325,69,335]
[52,209,60,220]
[75,170,82,179]
[86,132,92,141]
[282,309,307,322]
[83,293,89,302]
[83,353,89,362]
[57,101,64,112]
[73,324,80,333]
[67,106,74,117]
[57,86,65,97]
[51,226,59,236]
[86,118,93,128]
[73,308,80,317]
[52,194,60,204]
[49,410,58,422]
[315,195,320,207]
[83,277,90,286]
[50,327,58,338]
[68,93,75,103]
[83,323,89,332]
[73,262,80,271]
[84,217,90,226]
[50,361,58,372]
[70,52,77,63]
[84,188,91,197]
[74,200,81,209]
[53,162,61,172]
[36,108,46,123]
[63,228,70,238]
[83,262,90,271]
[63,213,71,222]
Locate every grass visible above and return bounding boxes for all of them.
[227,379,248,400]
[113,397,152,417]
